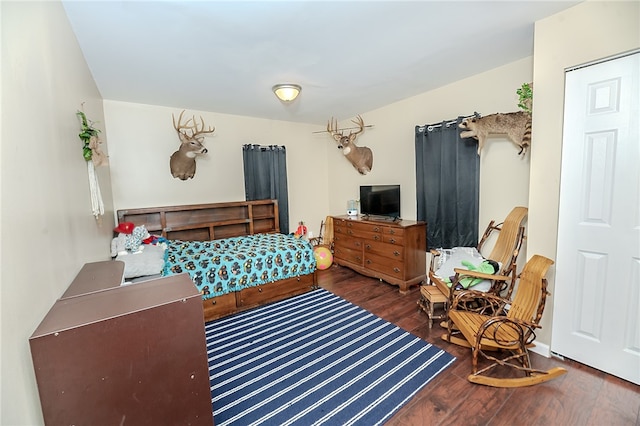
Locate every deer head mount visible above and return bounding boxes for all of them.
[326,115,373,175]
[170,110,215,180]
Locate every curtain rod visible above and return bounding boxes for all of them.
[417,112,479,133]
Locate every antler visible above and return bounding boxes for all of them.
[326,115,365,142]
[349,115,365,139]
[326,117,343,142]
[172,110,215,142]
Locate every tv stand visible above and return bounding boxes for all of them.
[331,215,426,293]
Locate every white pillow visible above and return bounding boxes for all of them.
[116,244,166,279]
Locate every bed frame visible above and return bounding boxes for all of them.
[117,199,318,321]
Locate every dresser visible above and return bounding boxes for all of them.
[30,261,214,425]
[332,215,427,293]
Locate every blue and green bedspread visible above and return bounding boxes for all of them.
[162,233,316,300]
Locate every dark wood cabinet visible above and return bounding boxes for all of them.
[29,261,214,425]
[332,215,427,293]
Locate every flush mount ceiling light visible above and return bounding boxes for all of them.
[272,84,301,102]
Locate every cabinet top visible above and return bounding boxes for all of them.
[30,273,199,338]
[332,215,425,228]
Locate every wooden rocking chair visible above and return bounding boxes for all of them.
[442,255,567,387]
[418,207,527,322]
[309,216,334,251]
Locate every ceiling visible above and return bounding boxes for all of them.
[62,1,581,125]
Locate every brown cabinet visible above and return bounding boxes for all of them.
[29,261,214,425]
[332,215,427,293]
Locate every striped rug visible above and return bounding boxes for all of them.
[205,288,455,426]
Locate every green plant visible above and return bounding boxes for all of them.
[516,82,533,112]
[76,110,100,161]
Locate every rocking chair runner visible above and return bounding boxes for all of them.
[442,255,568,387]
[418,207,528,322]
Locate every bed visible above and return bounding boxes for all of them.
[115,199,318,321]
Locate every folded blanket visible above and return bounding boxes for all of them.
[444,259,499,290]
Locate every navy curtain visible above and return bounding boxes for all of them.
[242,144,289,233]
[415,117,479,250]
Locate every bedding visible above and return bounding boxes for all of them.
[433,247,498,292]
[162,233,316,300]
[116,244,167,279]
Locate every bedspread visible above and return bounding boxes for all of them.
[162,233,316,300]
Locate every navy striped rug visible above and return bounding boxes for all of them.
[205,288,455,426]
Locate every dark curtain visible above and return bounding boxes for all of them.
[242,144,289,233]
[415,117,480,250]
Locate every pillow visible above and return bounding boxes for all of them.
[116,244,166,279]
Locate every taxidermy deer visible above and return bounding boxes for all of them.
[459,111,532,155]
[170,110,215,180]
[326,115,373,175]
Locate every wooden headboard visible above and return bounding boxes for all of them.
[117,199,280,241]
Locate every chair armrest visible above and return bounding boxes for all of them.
[451,290,510,315]
[477,316,539,346]
[452,268,510,281]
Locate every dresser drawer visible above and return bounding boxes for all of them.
[334,246,363,265]
[364,252,405,279]
[333,234,363,251]
[364,240,404,260]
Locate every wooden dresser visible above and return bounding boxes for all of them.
[30,261,214,425]
[332,215,427,293]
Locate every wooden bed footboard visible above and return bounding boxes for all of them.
[202,272,318,322]
[116,200,318,321]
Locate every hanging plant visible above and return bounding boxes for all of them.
[76,108,105,220]
[516,82,533,113]
[77,110,100,161]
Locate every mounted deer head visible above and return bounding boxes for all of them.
[170,110,215,180]
[326,115,373,175]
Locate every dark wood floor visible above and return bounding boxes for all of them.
[317,266,640,426]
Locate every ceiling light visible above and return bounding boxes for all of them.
[272,84,301,102]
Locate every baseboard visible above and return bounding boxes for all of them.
[529,340,551,358]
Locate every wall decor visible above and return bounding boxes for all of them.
[170,110,215,180]
[325,115,373,175]
[76,109,106,219]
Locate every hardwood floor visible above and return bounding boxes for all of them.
[317,266,640,426]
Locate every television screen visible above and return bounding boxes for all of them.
[359,185,401,219]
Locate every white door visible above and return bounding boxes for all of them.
[552,51,640,385]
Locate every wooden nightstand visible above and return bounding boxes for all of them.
[418,284,449,328]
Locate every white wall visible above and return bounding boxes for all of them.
[104,101,330,235]
[1,2,115,424]
[530,0,640,346]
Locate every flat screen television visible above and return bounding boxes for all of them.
[359,185,401,220]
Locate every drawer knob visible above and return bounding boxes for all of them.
[373,227,380,232]
[389,238,396,244]
[356,256,361,261]
[365,244,371,250]
[374,235,380,241]
[394,267,400,273]
[355,241,361,247]
[389,229,396,235]
[366,259,372,264]
[348,230,353,235]
[394,251,400,256]
[259,287,263,292]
